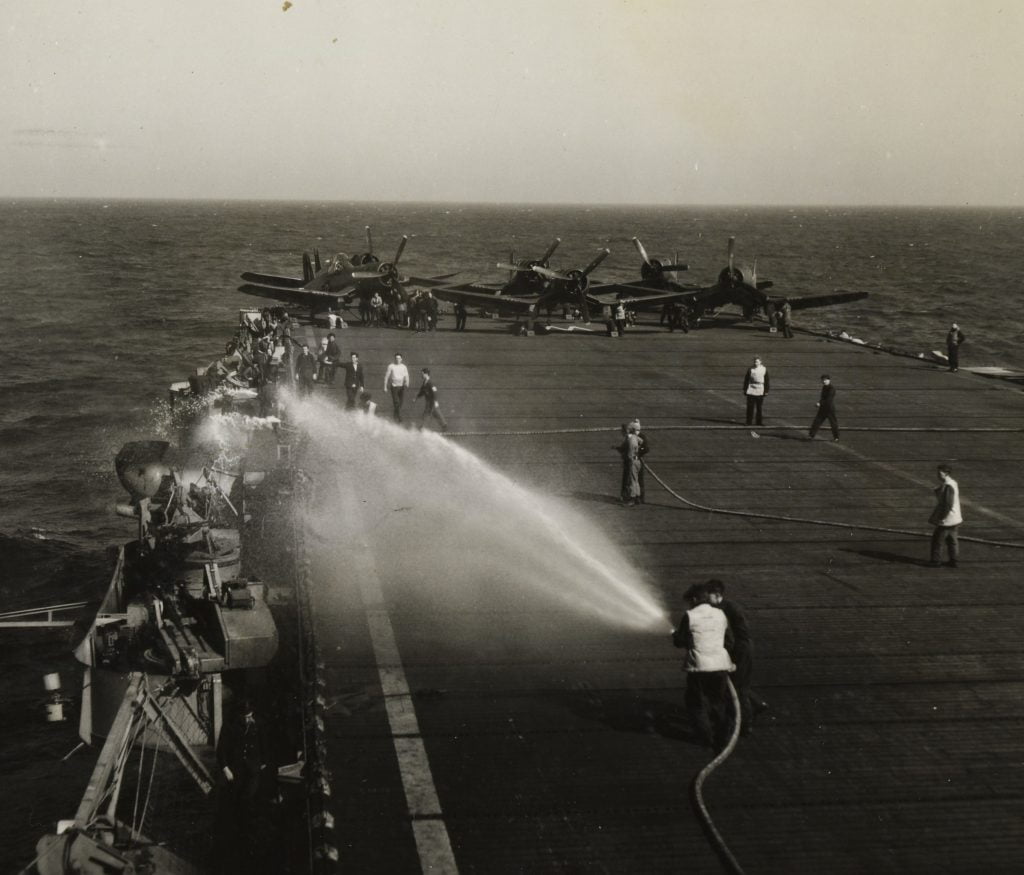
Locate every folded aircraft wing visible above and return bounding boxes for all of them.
[586,281,710,310]
[400,273,460,289]
[239,272,307,289]
[785,290,869,311]
[237,282,347,311]
[431,284,537,313]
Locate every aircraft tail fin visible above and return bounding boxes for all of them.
[303,252,314,284]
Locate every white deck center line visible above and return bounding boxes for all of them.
[334,478,459,873]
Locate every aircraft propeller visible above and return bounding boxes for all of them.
[633,237,688,280]
[496,237,562,273]
[537,237,562,267]
[352,235,410,294]
[349,225,378,266]
[531,248,610,322]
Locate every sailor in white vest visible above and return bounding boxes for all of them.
[672,582,736,748]
[928,463,963,567]
[743,356,770,427]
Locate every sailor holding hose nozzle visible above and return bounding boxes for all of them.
[671,581,736,750]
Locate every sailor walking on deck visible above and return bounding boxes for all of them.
[928,464,962,567]
[416,368,449,431]
[808,374,840,441]
[384,352,410,422]
[743,357,769,429]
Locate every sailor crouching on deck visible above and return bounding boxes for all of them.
[672,582,736,749]
[928,464,962,568]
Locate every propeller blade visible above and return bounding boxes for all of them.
[633,237,652,266]
[303,252,314,284]
[532,265,561,280]
[582,248,610,276]
[508,250,515,283]
[539,237,561,265]
[393,235,408,265]
[727,236,736,274]
[578,285,591,323]
[496,262,534,272]
[661,263,688,272]
[351,270,381,280]
[752,257,757,289]
[365,226,373,256]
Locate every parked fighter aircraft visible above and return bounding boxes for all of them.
[587,236,868,330]
[430,246,613,329]
[495,237,563,296]
[237,227,455,317]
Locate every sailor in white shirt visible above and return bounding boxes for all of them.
[743,356,770,428]
[384,353,410,421]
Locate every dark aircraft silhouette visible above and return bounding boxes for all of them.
[428,237,563,306]
[590,236,868,330]
[237,227,455,316]
[431,246,612,328]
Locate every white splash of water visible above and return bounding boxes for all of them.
[286,392,668,631]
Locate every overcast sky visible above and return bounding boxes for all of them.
[3,0,1022,205]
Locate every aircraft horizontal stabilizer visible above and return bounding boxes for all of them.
[787,290,869,311]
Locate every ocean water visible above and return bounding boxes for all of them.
[2,199,1022,566]
[1,199,1022,864]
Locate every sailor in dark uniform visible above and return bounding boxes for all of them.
[946,323,965,372]
[294,344,317,396]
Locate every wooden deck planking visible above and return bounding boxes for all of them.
[311,318,1024,874]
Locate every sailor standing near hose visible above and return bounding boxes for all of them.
[743,356,769,430]
[614,422,643,506]
[629,418,649,503]
[705,579,768,735]
[672,582,736,750]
